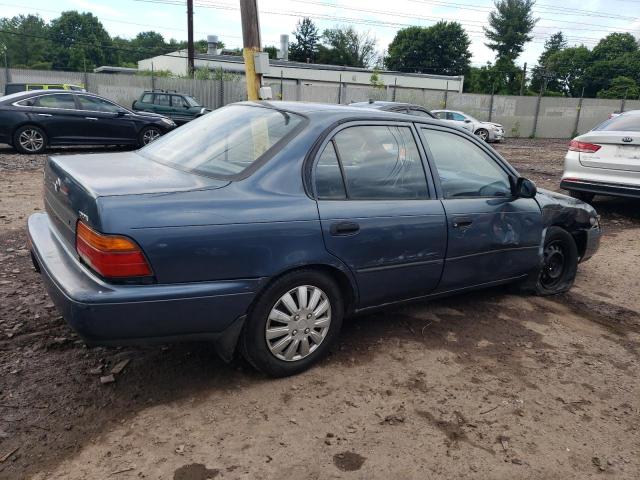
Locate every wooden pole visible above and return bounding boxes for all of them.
[240,0,262,100]
[187,0,195,78]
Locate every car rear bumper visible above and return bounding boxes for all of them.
[560,179,640,199]
[27,213,261,350]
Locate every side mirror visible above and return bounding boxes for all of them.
[464,119,472,123]
[513,177,537,198]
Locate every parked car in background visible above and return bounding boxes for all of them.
[561,110,640,202]
[0,90,176,154]
[28,101,600,377]
[4,83,85,95]
[349,100,435,118]
[132,90,210,124]
[432,109,504,142]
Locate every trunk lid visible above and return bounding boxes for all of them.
[44,151,229,246]
[578,131,640,172]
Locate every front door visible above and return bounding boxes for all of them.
[313,122,447,308]
[76,95,136,143]
[27,93,86,143]
[419,126,543,291]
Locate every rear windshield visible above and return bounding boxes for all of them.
[594,114,640,132]
[139,104,305,178]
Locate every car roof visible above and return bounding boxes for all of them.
[349,100,425,110]
[0,89,113,105]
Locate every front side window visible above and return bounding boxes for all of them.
[32,94,76,110]
[332,125,428,199]
[434,111,446,119]
[139,104,304,178]
[422,128,511,198]
[450,112,466,121]
[171,95,186,107]
[77,96,122,113]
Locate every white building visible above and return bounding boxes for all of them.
[138,49,464,93]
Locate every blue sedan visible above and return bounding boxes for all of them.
[27,102,601,376]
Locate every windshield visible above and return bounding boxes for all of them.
[139,104,305,178]
[594,114,640,132]
[184,95,200,107]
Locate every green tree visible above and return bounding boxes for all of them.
[545,46,591,97]
[384,22,471,75]
[0,14,50,68]
[289,17,320,62]
[592,33,638,62]
[48,11,115,71]
[263,45,278,59]
[317,26,377,67]
[596,76,639,99]
[530,31,567,92]
[584,51,640,97]
[484,0,537,63]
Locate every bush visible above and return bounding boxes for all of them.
[597,76,639,99]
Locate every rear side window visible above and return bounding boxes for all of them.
[594,114,640,132]
[32,94,76,110]
[141,93,153,103]
[77,96,121,113]
[154,94,170,106]
[434,111,446,119]
[315,141,346,199]
[332,125,428,200]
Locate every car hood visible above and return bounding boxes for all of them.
[130,110,170,120]
[481,121,503,128]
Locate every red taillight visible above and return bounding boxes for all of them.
[75,221,152,279]
[569,140,601,153]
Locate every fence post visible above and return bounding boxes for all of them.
[620,88,628,113]
[296,79,301,101]
[151,62,156,91]
[443,81,449,108]
[392,77,397,102]
[218,73,224,108]
[280,70,284,100]
[84,71,89,92]
[337,74,342,104]
[488,85,495,122]
[572,87,585,138]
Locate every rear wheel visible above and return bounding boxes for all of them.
[14,125,47,154]
[240,270,343,377]
[569,190,595,204]
[534,227,579,295]
[138,126,162,147]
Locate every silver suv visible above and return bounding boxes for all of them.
[561,111,640,202]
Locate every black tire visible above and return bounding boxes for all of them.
[533,226,579,295]
[240,269,344,377]
[13,125,47,154]
[475,128,489,142]
[138,126,162,147]
[569,190,595,204]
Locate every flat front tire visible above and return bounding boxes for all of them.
[14,125,47,154]
[534,227,579,295]
[240,270,343,377]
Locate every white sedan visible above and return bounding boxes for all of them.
[561,111,640,202]
[432,109,504,142]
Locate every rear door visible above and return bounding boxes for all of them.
[313,121,447,308]
[419,126,542,291]
[27,93,86,143]
[76,95,136,143]
[152,93,173,118]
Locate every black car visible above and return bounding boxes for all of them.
[350,100,436,118]
[0,90,176,154]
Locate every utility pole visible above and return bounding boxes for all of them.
[519,62,527,96]
[240,0,262,100]
[187,0,195,78]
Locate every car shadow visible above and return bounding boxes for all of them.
[591,196,640,228]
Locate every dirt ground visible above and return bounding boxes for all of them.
[0,139,639,480]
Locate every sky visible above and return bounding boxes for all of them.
[1,0,639,69]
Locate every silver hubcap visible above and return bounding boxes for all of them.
[19,129,44,152]
[143,129,160,144]
[477,130,488,140]
[265,285,332,362]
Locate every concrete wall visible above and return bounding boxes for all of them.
[2,67,639,139]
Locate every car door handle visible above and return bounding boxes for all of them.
[85,117,99,121]
[36,113,52,117]
[330,221,360,236]
[452,217,473,228]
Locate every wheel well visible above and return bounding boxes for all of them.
[253,264,357,316]
[475,127,488,133]
[571,229,588,259]
[12,122,47,142]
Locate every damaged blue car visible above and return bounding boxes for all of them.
[28,101,601,377]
